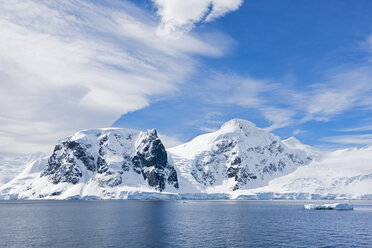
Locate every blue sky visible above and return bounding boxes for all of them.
[2,0,372,155]
[115,0,372,148]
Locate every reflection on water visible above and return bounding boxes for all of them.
[0,200,371,248]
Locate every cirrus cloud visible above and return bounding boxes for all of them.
[0,0,232,156]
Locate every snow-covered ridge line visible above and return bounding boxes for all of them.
[1,118,372,200]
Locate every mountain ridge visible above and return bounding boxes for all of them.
[1,119,371,200]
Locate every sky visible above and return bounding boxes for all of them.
[1,0,372,156]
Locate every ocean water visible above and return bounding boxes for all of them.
[0,200,371,248]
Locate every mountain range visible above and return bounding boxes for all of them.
[1,119,371,200]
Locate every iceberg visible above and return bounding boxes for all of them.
[304,202,353,210]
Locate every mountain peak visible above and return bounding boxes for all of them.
[146,128,158,137]
[218,119,271,140]
[283,137,302,147]
[221,119,259,132]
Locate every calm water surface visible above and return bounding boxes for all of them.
[0,200,371,248]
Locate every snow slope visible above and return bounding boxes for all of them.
[233,146,372,200]
[283,137,323,161]
[0,153,44,186]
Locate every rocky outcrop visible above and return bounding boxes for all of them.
[41,141,93,184]
[40,128,179,191]
[132,129,178,191]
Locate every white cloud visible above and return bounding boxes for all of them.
[338,125,372,132]
[198,72,294,130]
[199,126,219,133]
[152,0,243,38]
[262,107,296,131]
[262,65,372,129]
[292,37,372,122]
[323,134,372,145]
[292,129,305,135]
[158,134,183,148]
[204,111,222,120]
[196,52,372,132]
[0,0,230,156]
[202,73,277,106]
[300,66,372,122]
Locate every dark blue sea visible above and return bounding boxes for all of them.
[0,200,371,248]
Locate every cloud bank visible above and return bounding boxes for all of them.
[0,0,230,155]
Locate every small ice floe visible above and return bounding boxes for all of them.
[304,202,354,210]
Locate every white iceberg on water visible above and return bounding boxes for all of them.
[304,202,354,210]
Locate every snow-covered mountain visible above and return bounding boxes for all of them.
[1,118,372,200]
[168,119,314,193]
[0,128,179,200]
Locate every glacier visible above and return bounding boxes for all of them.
[1,119,372,200]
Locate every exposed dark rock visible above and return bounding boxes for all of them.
[231,156,241,165]
[167,169,179,188]
[122,161,130,171]
[71,144,96,172]
[229,167,257,191]
[227,166,240,178]
[41,142,86,184]
[99,135,108,146]
[131,129,178,191]
[146,169,165,190]
[97,156,108,174]
[97,172,122,187]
